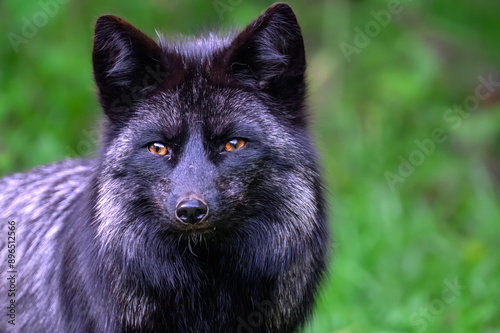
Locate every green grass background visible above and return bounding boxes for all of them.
[1,0,499,332]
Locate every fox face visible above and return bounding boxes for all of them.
[92,4,318,246]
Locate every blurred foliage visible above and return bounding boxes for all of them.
[1,0,500,332]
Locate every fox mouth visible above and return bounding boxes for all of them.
[182,224,218,234]
[173,215,217,231]
[173,219,220,239]
[175,228,219,256]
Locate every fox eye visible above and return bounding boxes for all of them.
[224,138,246,152]
[148,142,169,156]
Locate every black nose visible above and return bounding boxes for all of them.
[175,198,209,224]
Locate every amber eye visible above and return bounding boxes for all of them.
[148,142,169,156]
[224,138,246,152]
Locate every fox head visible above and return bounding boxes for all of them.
[91,3,325,288]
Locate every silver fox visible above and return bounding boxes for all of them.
[0,3,329,332]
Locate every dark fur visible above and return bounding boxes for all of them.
[0,3,329,332]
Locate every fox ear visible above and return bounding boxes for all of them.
[226,3,306,120]
[92,15,166,122]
